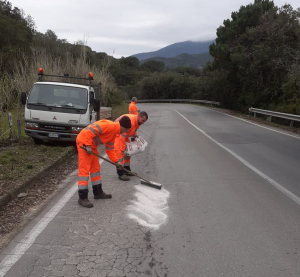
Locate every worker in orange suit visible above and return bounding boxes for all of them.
[129,97,139,115]
[76,117,131,208]
[114,111,148,181]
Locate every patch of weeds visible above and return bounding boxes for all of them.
[112,101,130,120]
[39,146,48,153]
[26,164,33,169]
[5,150,14,156]
[55,147,62,153]
[4,175,13,181]
[0,156,8,165]
[10,157,16,163]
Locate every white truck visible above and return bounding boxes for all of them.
[21,69,102,144]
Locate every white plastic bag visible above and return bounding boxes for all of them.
[125,136,148,156]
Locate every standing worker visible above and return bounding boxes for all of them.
[129,97,139,115]
[76,117,131,208]
[115,111,148,181]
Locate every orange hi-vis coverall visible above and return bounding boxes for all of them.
[76,120,120,191]
[115,114,139,167]
[129,101,138,115]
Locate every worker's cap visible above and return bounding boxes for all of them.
[132,97,137,102]
[119,116,131,129]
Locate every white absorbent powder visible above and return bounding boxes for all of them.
[126,185,170,230]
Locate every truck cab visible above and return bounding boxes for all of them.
[21,69,100,144]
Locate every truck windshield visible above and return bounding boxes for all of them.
[27,84,88,109]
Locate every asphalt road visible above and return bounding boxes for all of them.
[1,103,300,277]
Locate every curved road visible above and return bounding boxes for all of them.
[1,103,300,277]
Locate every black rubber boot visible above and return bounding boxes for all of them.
[124,166,135,176]
[93,184,112,199]
[117,168,125,176]
[118,174,130,181]
[78,189,93,208]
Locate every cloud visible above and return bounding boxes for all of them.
[10,0,300,58]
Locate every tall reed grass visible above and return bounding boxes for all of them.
[0,43,117,138]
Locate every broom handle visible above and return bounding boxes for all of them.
[79,146,151,184]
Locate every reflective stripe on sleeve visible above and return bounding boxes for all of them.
[106,146,114,150]
[95,124,102,134]
[107,142,114,146]
[88,127,97,135]
[93,136,103,145]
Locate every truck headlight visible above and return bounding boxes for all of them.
[25,122,39,130]
[71,126,84,134]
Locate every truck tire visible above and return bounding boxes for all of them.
[33,138,43,145]
[21,92,27,105]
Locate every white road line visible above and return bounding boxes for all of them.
[174,109,300,205]
[0,156,106,277]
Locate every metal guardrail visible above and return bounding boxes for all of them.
[249,107,300,127]
[126,99,220,106]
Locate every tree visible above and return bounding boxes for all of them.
[139,60,165,72]
[206,0,300,113]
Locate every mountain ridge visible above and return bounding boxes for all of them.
[140,52,213,69]
[131,40,214,61]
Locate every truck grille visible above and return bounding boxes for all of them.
[39,124,71,132]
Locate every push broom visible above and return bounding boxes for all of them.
[80,146,162,190]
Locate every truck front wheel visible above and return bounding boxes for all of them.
[33,138,43,145]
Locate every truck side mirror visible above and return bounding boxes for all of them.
[21,92,27,105]
[94,100,100,112]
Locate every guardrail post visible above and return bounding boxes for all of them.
[266,116,272,122]
[8,112,13,138]
[17,117,21,138]
[290,120,294,127]
[254,113,256,118]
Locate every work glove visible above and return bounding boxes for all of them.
[123,150,130,158]
[131,134,138,142]
[85,145,93,154]
[115,162,123,170]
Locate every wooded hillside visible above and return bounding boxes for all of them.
[0,0,299,116]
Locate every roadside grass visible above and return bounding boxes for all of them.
[0,108,26,139]
[0,102,130,197]
[112,101,129,120]
[0,137,72,197]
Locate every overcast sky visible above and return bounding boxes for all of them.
[10,0,300,58]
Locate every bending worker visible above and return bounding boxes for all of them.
[129,97,139,115]
[115,111,148,181]
[76,117,131,208]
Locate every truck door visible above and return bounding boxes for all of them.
[90,90,97,123]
